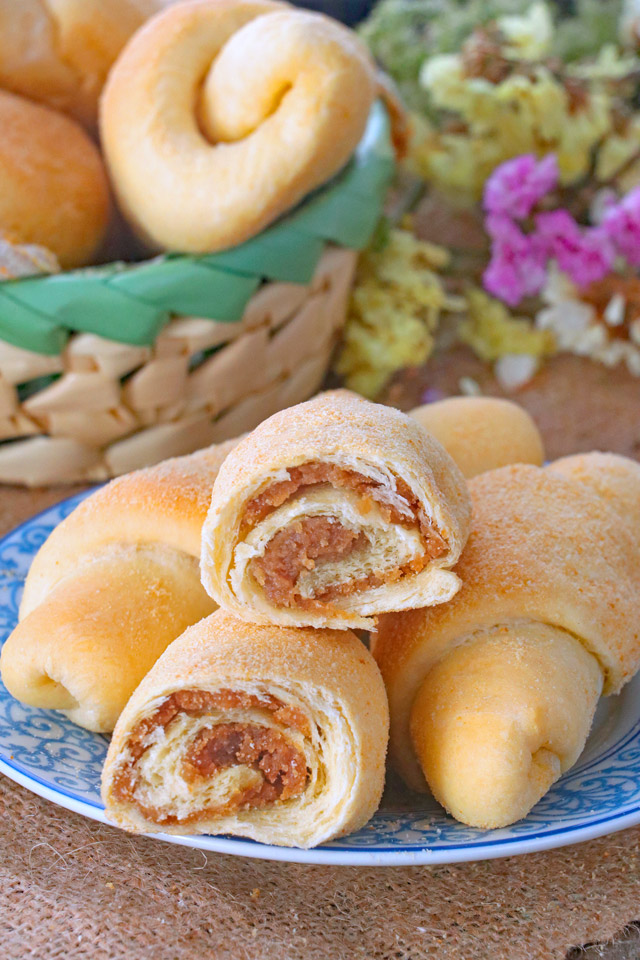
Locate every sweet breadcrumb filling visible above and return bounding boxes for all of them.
[112,689,309,825]
[244,462,447,607]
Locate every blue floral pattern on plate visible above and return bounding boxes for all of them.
[1,492,640,865]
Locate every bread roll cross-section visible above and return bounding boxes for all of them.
[102,610,389,848]
[201,392,471,630]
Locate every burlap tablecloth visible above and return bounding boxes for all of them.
[2,361,640,960]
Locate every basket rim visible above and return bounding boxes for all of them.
[0,102,395,357]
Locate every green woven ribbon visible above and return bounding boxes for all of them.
[0,102,395,356]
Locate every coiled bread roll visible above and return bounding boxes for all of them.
[100,0,377,253]
[0,0,176,128]
[201,392,471,630]
[102,609,388,847]
[0,440,238,732]
[410,397,545,479]
[373,454,640,828]
[0,89,110,268]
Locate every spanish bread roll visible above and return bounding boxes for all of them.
[102,609,388,847]
[1,440,238,732]
[100,0,377,252]
[550,452,640,551]
[201,392,471,630]
[373,455,640,827]
[1,547,214,733]
[0,89,110,268]
[410,622,602,829]
[409,396,545,479]
[0,0,176,128]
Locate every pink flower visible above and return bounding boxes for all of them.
[481,158,619,307]
[484,154,559,220]
[601,186,640,267]
[483,214,548,306]
[535,210,615,288]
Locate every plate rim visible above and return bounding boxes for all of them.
[3,754,640,865]
[1,491,640,866]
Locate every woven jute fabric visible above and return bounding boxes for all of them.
[2,376,640,960]
[2,773,639,960]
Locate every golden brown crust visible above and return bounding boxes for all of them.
[549,452,640,551]
[20,437,239,618]
[374,458,640,790]
[3,437,238,732]
[102,609,389,847]
[201,391,471,628]
[409,397,545,479]
[1,545,215,732]
[0,0,175,127]
[0,89,110,267]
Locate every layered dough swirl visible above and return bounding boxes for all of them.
[100,0,377,252]
[102,610,388,847]
[373,453,640,828]
[0,440,239,732]
[201,392,471,629]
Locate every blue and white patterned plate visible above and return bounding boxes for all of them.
[1,492,640,865]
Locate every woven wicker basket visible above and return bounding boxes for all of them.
[0,103,394,486]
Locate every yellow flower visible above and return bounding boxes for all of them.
[568,44,639,80]
[419,56,472,114]
[335,229,455,397]
[459,288,556,361]
[416,51,618,201]
[597,114,640,187]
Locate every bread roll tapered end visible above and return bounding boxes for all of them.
[409,396,545,479]
[410,622,602,827]
[1,545,215,732]
[374,457,640,803]
[5,439,238,733]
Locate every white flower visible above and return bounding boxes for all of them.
[598,340,627,366]
[576,324,608,355]
[626,349,640,375]
[458,376,483,397]
[494,354,538,390]
[498,1,554,60]
[603,293,626,326]
[541,267,579,305]
[535,301,594,349]
[589,188,619,225]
